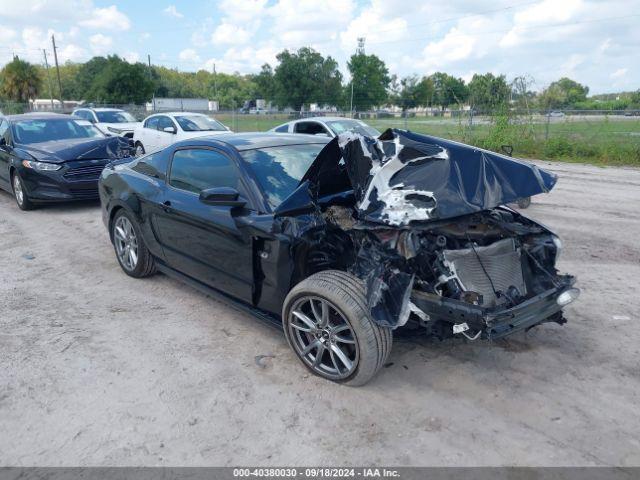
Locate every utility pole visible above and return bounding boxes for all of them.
[350,38,365,118]
[51,35,63,105]
[350,82,354,118]
[148,54,156,111]
[42,49,55,111]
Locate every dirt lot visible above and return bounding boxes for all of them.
[1,161,639,467]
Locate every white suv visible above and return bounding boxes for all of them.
[133,112,230,155]
[72,108,141,138]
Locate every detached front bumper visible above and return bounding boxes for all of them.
[411,276,578,339]
[19,159,116,203]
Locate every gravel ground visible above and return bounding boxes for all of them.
[1,160,639,467]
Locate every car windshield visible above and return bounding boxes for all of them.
[325,120,380,137]
[13,119,101,144]
[241,144,326,209]
[95,110,137,123]
[174,115,227,132]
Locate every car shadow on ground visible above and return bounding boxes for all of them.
[0,189,101,213]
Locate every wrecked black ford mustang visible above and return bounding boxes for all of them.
[99,129,578,386]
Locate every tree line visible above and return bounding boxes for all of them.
[1,47,639,112]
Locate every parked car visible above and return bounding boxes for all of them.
[72,107,141,138]
[270,116,380,138]
[99,130,578,385]
[133,112,230,156]
[0,113,133,210]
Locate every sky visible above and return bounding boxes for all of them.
[0,0,638,95]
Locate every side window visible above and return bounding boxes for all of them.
[169,149,243,195]
[274,124,289,133]
[144,117,159,130]
[131,152,169,180]
[294,121,329,135]
[156,116,175,132]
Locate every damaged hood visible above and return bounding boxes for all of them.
[302,129,557,226]
[15,136,133,163]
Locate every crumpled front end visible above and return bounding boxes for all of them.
[277,129,578,339]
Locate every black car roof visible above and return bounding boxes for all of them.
[4,113,76,122]
[174,132,331,152]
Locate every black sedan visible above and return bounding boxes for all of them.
[0,113,133,210]
[99,131,578,385]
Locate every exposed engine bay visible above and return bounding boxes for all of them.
[276,129,578,339]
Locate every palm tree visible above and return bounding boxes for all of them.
[0,57,41,103]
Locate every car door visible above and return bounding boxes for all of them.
[0,119,13,190]
[140,116,160,152]
[152,147,254,302]
[155,116,178,151]
[294,121,332,137]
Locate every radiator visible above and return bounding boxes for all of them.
[442,238,526,306]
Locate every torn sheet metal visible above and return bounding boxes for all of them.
[304,128,558,226]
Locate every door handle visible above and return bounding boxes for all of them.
[162,200,172,212]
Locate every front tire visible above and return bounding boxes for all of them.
[517,196,532,209]
[134,142,145,157]
[283,270,392,386]
[12,172,34,211]
[111,209,156,278]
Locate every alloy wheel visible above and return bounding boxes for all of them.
[135,144,144,156]
[113,215,139,271]
[13,175,24,206]
[287,296,359,380]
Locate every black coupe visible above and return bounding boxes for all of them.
[99,130,579,385]
[0,113,133,210]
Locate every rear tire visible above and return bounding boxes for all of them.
[111,209,156,278]
[11,172,35,211]
[283,270,392,386]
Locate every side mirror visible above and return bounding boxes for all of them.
[0,137,6,146]
[163,126,177,134]
[199,187,246,207]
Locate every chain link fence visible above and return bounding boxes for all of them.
[2,101,639,165]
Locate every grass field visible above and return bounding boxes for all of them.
[213,112,640,166]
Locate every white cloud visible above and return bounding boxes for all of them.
[124,51,140,63]
[499,0,584,47]
[203,44,279,74]
[163,5,183,18]
[269,0,355,45]
[0,25,17,42]
[610,68,627,79]
[79,5,131,30]
[218,0,267,23]
[89,33,113,55]
[211,23,252,45]
[179,48,201,63]
[58,43,88,63]
[341,0,408,54]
